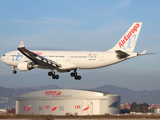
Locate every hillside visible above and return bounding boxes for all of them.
[92,85,160,104]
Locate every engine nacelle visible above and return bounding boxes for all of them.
[17,62,35,71]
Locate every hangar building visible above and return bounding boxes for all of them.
[16,89,120,115]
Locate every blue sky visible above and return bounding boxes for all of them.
[0,0,160,91]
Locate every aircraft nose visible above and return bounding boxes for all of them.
[1,55,5,63]
[1,56,3,62]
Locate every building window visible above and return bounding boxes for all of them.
[38,106,42,111]
[109,101,120,107]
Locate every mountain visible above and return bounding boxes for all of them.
[14,84,61,94]
[91,85,160,104]
[0,86,21,109]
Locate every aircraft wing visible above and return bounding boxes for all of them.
[17,41,61,67]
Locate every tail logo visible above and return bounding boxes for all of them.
[57,90,61,96]
[51,105,57,111]
[119,23,140,49]
[12,53,23,61]
[20,42,23,47]
[122,34,137,50]
[83,104,90,111]
[27,105,31,111]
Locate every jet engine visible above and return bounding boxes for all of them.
[17,62,36,71]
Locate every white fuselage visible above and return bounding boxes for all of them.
[1,50,137,71]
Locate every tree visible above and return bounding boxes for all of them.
[141,103,149,113]
[130,102,137,112]
[130,102,149,112]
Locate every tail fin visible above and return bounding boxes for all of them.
[109,22,142,52]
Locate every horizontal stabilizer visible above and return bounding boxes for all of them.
[138,50,156,56]
[140,50,147,55]
[115,50,130,59]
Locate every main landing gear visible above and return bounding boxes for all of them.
[12,66,17,74]
[70,70,81,80]
[48,70,81,80]
[48,71,59,79]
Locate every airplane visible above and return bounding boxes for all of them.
[1,22,147,80]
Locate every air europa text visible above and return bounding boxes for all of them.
[119,23,140,48]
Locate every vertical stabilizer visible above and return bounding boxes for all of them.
[109,22,142,52]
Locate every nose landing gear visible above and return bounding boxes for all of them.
[12,66,17,74]
[12,70,17,74]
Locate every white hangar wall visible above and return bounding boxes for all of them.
[16,89,120,115]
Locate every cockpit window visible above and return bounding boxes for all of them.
[3,54,5,56]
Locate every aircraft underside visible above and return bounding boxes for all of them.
[12,66,82,80]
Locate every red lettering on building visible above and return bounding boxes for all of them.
[23,106,26,110]
[45,91,57,96]
[45,105,50,109]
[75,105,81,109]
[119,23,140,48]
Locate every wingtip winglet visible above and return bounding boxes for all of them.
[19,41,24,48]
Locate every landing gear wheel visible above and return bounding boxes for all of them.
[48,72,53,76]
[52,74,59,79]
[48,70,59,79]
[78,76,81,80]
[55,75,59,79]
[12,70,17,74]
[52,75,56,79]
[70,73,75,77]
[75,76,78,80]
[71,70,81,80]
[74,75,81,80]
